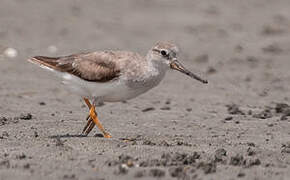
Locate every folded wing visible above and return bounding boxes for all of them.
[28,52,121,82]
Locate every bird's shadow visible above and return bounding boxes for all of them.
[49,133,104,139]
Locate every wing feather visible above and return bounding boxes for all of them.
[28,52,121,82]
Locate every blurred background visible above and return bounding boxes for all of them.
[1,0,290,113]
[0,0,290,180]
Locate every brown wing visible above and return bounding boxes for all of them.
[28,52,121,82]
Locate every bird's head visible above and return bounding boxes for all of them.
[148,41,208,84]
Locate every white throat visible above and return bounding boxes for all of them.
[145,53,169,79]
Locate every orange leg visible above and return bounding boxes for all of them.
[84,98,92,109]
[82,98,94,134]
[82,98,111,138]
[82,115,95,135]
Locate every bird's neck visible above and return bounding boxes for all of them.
[145,54,168,79]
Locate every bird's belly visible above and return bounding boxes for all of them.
[101,82,151,102]
[59,73,150,102]
[59,70,165,102]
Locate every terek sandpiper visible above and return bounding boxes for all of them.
[28,41,208,138]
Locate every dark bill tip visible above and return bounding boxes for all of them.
[170,60,208,84]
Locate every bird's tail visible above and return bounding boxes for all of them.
[27,56,61,71]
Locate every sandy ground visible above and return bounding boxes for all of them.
[1,0,290,179]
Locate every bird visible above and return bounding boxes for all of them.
[27,41,208,138]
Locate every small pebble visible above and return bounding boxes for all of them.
[237,172,245,177]
[4,48,18,58]
[165,99,171,105]
[19,113,32,120]
[34,131,39,138]
[186,108,192,112]
[247,147,255,156]
[225,116,233,121]
[16,153,26,160]
[142,107,155,112]
[39,102,46,106]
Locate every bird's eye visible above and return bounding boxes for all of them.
[160,50,168,57]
